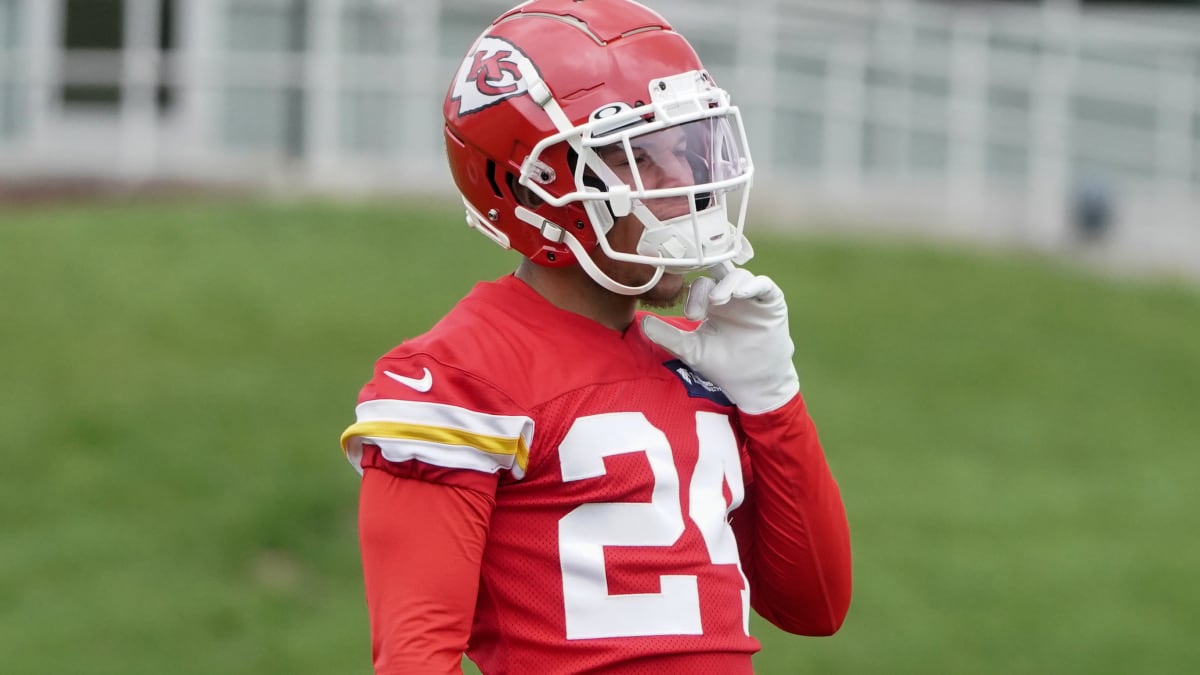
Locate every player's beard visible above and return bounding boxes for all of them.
[638,273,688,309]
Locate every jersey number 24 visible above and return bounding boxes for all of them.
[557,411,749,640]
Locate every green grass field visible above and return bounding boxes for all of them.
[2,199,1197,674]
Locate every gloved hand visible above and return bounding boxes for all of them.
[642,265,801,415]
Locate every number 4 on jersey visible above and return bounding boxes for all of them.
[557,411,750,640]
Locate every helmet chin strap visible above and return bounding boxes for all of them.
[561,231,666,296]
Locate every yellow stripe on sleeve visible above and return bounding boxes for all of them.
[342,420,530,473]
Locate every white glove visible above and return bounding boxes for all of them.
[642,266,801,415]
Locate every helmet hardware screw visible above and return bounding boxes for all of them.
[547,252,557,262]
[574,220,585,229]
[658,81,667,91]
[487,209,499,222]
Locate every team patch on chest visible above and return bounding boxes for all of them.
[663,359,732,407]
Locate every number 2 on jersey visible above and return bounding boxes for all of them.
[557,411,749,640]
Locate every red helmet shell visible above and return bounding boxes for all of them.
[443,0,707,267]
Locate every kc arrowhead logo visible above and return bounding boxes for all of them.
[450,37,540,116]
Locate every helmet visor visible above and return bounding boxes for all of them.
[586,115,748,221]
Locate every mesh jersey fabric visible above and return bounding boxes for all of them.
[342,274,828,674]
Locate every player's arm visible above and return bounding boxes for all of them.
[343,356,534,674]
[358,450,495,675]
[642,265,852,635]
[731,397,851,636]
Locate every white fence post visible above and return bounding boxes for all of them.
[1027,7,1076,248]
[823,43,865,200]
[23,0,60,158]
[175,0,218,175]
[946,16,989,227]
[120,0,160,180]
[1156,55,1196,198]
[305,0,340,184]
[397,1,442,187]
[875,0,916,180]
[735,0,777,172]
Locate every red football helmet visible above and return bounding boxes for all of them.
[443,0,755,295]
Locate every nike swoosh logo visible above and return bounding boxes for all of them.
[384,367,433,393]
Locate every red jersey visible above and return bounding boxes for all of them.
[342,275,851,675]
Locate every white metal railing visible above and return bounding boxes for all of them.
[0,0,1198,272]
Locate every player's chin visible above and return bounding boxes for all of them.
[639,272,687,309]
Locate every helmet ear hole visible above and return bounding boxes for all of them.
[506,173,545,209]
[485,160,504,198]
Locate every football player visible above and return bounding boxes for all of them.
[341,1,853,673]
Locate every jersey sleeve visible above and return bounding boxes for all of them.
[731,392,853,636]
[341,353,535,493]
[358,451,494,675]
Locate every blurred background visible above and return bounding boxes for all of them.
[1,1,1198,674]
[4,0,1200,274]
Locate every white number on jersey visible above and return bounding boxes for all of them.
[557,411,749,640]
